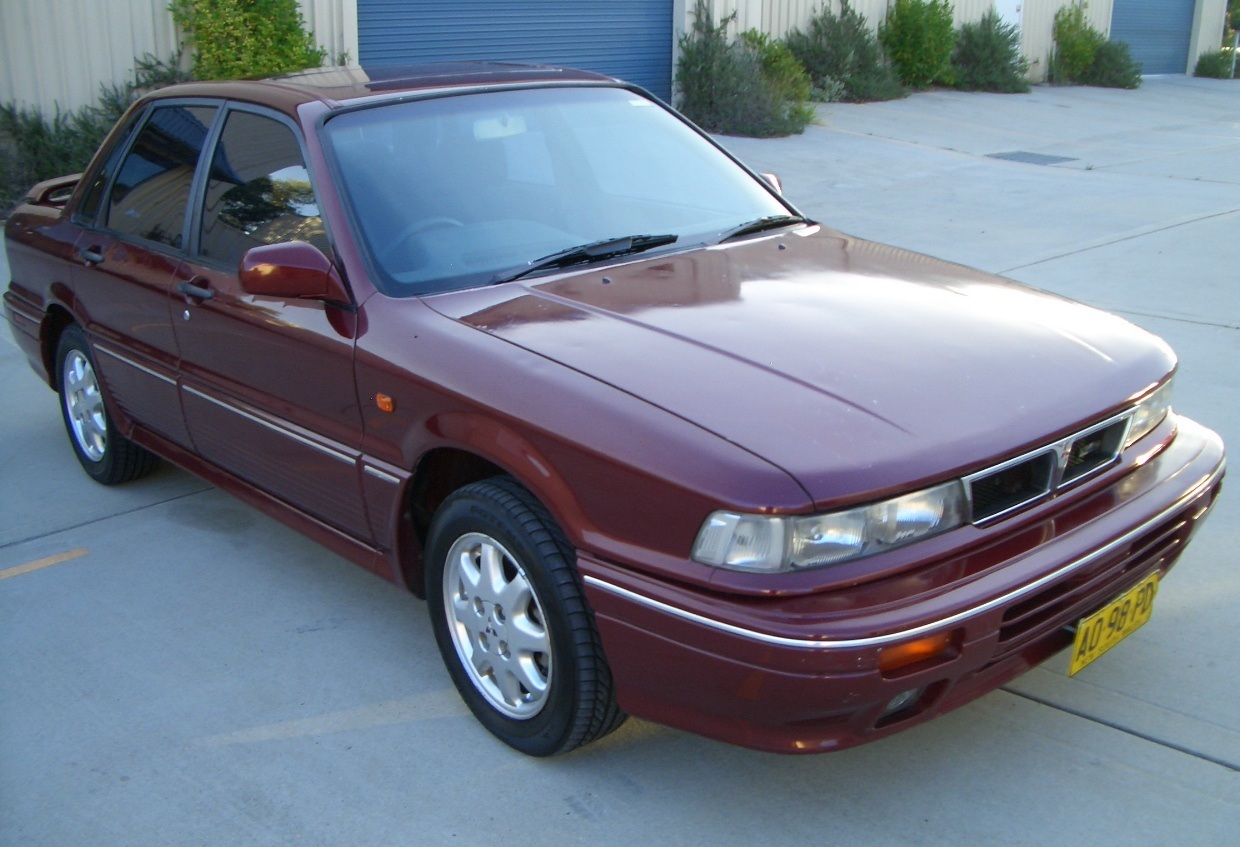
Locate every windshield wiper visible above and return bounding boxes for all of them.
[490,233,678,285]
[718,214,807,243]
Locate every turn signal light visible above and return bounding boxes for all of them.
[878,632,953,674]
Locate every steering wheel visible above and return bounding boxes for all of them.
[378,217,465,263]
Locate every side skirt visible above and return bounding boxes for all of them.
[130,424,409,590]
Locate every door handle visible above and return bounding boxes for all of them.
[177,279,215,302]
[78,247,104,265]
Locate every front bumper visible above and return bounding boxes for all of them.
[580,417,1225,753]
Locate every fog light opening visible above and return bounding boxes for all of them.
[878,631,954,675]
[881,687,924,720]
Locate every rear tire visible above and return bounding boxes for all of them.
[56,324,157,485]
[425,476,625,756]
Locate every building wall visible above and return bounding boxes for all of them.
[1188,0,1230,70]
[695,0,999,36]
[686,0,1221,82]
[0,0,356,114]
[2,0,1229,115]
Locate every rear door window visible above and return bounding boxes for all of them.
[105,105,218,248]
[77,115,142,224]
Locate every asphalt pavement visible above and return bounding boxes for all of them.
[2,76,1238,845]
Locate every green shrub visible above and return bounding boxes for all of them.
[1049,2,1141,88]
[0,107,102,211]
[1081,40,1142,88]
[170,0,326,80]
[879,0,956,89]
[1050,1,1104,83]
[740,29,815,104]
[811,77,846,103]
[676,2,814,137]
[0,149,22,214]
[1,55,191,212]
[1194,49,1237,79]
[952,9,1030,92]
[785,1,905,103]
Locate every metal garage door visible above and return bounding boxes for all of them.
[357,1,674,100]
[1109,0,1197,75]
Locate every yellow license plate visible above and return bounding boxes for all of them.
[1068,572,1159,676]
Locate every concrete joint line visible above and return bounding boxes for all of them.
[1000,208,1240,276]
[1002,686,1240,774]
[0,486,212,551]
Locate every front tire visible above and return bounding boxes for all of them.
[425,477,625,756]
[56,324,157,485]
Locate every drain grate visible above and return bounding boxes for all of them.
[986,151,1078,166]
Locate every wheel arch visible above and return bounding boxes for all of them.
[396,417,594,596]
[40,304,76,389]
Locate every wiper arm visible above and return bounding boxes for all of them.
[718,214,807,243]
[490,233,678,285]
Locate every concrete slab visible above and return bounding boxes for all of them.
[3,77,1237,845]
[3,507,1237,847]
[0,329,210,548]
[721,90,1240,278]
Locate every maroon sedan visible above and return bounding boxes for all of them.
[3,64,1225,756]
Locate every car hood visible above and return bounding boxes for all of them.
[425,226,1175,508]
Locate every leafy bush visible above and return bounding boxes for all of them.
[1194,49,1237,79]
[676,2,814,137]
[1,55,191,212]
[811,77,846,103]
[0,150,22,214]
[1081,40,1142,88]
[0,108,100,212]
[1049,2,1141,88]
[879,0,956,89]
[740,29,815,105]
[170,0,326,80]
[1050,1,1104,83]
[952,9,1029,92]
[785,1,905,103]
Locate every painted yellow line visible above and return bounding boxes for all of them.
[0,548,89,581]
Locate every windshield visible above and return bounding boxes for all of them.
[322,85,795,296]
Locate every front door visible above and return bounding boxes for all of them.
[172,106,371,541]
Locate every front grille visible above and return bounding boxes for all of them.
[967,452,1055,522]
[1062,418,1127,486]
[965,410,1133,525]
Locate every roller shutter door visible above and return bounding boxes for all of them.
[1109,0,1197,75]
[357,1,674,100]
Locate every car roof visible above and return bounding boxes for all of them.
[145,62,620,115]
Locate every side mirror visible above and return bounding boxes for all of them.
[238,241,350,304]
[758,172,783,195]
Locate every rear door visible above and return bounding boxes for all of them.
[171,104,372,541]
[72,102,220,448]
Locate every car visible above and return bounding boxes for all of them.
[3,63,1226,757]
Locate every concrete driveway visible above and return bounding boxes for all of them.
[2,77,1237,845]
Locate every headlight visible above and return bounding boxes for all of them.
[692,480,967,573]
[1125,378,1174,448]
